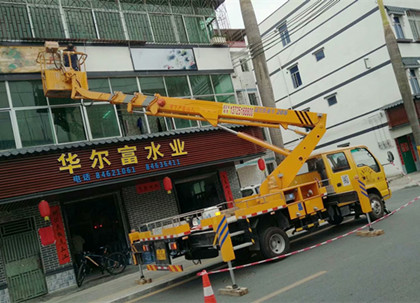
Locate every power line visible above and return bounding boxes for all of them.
[233,0,340,68]
[232,0,341,69]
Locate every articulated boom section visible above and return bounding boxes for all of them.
[38,44,330,265]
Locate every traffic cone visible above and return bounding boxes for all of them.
[201,270,216,303]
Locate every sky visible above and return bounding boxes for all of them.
[224,0,288,28]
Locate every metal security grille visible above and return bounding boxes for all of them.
[184,16,209,43]
[65,8,97,39]
[30,6,65,38]
[124,12,153,41]
[149,14,176,43]
[26,0,59,5]
[171,0,194,14]
[0,4,32,39]
[0,218,33,237]
[91,0,118,10]
[61,0,91,8]
[145,0,170,13]
[174,15,188,43]
[94,11,125,40]
[0,218,47,302]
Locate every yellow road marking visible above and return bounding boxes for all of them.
[252,271,327,303]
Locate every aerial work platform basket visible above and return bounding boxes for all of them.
[36,41,88,99]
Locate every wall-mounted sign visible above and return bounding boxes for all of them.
[57,138,188,184]
[0,127,265,201]
[131,48,197,71]
[136,181,161,194]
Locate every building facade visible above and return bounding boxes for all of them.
[258,0,420,176]
[0,1,266,302]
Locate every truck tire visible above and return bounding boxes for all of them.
[259,227,290,259]
[327,206,343,226]
[369,193,384,221]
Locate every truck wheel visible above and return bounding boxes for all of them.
[327,206,343,225]
[259,227,290,259]
[369,193,384,221]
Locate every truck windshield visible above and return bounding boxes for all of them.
[351,148,380,172]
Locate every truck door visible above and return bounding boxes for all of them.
[349,147,389,197]
[324,151,356,194]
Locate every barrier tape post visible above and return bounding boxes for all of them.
[135,253,152,285]
[351,176,384,237]
[212,214,248,297]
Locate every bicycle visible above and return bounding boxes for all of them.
[76,248,127,287]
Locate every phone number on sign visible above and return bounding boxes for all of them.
[146,159,181,170]
[95,166,137,179]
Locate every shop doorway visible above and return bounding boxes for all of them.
[0,218,47,302]
[175,173,224,213]
[63,194,128,261]
[397,136,417,173]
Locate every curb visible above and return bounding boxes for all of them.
[112,261,225,303]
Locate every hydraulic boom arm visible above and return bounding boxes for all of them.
[37,43,326,193]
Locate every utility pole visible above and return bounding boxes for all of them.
[240,0,284,165]
[377,0,420,151]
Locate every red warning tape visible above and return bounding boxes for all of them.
[199,194,420,276]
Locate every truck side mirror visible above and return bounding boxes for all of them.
[387,151,394,163]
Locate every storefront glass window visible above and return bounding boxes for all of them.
[0,82,8,108]
[211,74,234,94]
[120,111,148,136]
[86,104,120,139]
[174,118,197,129]
[0,112,15,150]
[216,95,236,104]
[110,78,139,94]
[139,77,166,96]
[48,97,80,106]
[189,75,212,96]
[148,116,167,133]
[89,79,111,93]
[16,109,54,147]
[165,76,190,97]
[51,107,86,143]
[9,81,47,107]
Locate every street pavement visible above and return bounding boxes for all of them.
[30,171,420,303]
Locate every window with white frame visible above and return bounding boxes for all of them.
[325,93,338,106]
[392,15,405,39]
[313,48,325,61]
[278,22,291,47]
[409,69,420,94]
[289,65,302,88]
[408,11,420,41]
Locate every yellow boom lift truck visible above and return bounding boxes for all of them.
[37,42,392,272]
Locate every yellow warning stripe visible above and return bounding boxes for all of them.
[146,265,157,271]
[168,265,183,272]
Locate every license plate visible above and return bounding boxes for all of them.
[156,249,166,261]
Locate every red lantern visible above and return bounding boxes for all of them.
[38,200,51,221]
[257,158,266,171]
[163,177,173,194]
